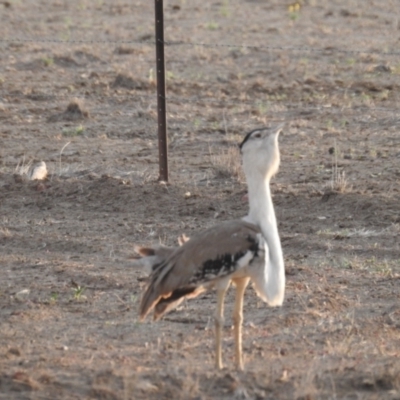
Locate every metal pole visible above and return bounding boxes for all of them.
[154,0,168,182]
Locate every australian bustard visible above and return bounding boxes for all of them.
[138,124,285,370]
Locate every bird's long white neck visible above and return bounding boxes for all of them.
[246,171,285,306]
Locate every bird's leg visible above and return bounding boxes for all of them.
[214,280,230,369]
[232,277,250,371]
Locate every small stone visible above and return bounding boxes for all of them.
[8,347,21,356]
[374,64,392,73]
[279,369,289,382]
[136,379,158,392]
[29,161,48,180]
[15,289,30,301]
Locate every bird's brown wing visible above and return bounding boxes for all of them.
[132,234,190,274]
[139,219,262,320]
[132,245,177,274]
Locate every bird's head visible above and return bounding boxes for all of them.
[239,123,283,180]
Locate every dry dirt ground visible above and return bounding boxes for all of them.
[1,1,400,399]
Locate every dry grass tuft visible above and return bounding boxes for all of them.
[14,157,32,177]
[112,73,149,90]
[325,140,349,194]
[330,167,347,193]
[293,360,319,400]
[10,371,41,391]
[210,145,244,182]
[65,99,89,119]
[0,227,12,238]
[47,98,89,122]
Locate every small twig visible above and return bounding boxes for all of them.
[222,109,228,135]
[59,141,71,176]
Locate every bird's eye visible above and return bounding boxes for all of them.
[253,132,262,139]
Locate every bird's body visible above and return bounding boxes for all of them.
[140,220,265,320]
[138,124,285,370]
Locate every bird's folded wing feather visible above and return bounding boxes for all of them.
[132,245,177,274]
[139,219,262,320]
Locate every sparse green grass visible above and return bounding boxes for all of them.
[166,70,175,81]
[62,125,85,137]
[41,56,54,67]
[210,121,221,131]
[59,17,73,41]
[369,147,377,158]
[317,227,386,238]
[205,21,219,30]
[50,292,59,304]
[320,253,398,276]
[393,63,400,74]
[326,119,334,131]
[220,0,230,17]
[78,1,87,10]
[355,256,395,276]
[299,58,309,66]
[288,2,301,20]
[72,285,86,300]
[255,101,270,115]
[64,16,72,29]
[265,92,287,102]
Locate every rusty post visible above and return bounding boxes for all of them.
[154,0,168,182]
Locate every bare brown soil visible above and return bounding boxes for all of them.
[1,1,400,399]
